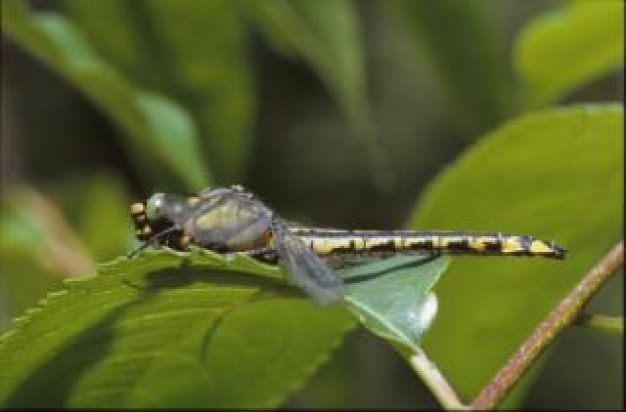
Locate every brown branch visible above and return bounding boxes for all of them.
[471,241,624,410]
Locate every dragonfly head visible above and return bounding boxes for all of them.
[129,193,188,242]
[144,192,167,223]
[145,193,189,223]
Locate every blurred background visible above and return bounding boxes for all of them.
[1,0,623,408]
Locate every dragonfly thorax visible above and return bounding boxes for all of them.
[185,189,274,252]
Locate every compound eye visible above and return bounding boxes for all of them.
[145,193,166,221]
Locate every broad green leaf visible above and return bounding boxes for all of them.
[64,0,255,182]
[342,256,448,350]
[408,104,623,402]
[246,0,391,188]
[0,187,88,327]
[0,249,355,408]
[387,0,514,132]
[1,0,210,189]
[0,258,62,330]
[515,0,624,107]
[0,199,65,327]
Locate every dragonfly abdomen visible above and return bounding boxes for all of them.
[291,229,566,259]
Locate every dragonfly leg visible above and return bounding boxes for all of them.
[127,226,182,258]
[242,246,278,262]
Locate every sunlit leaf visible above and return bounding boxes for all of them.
[0,225,453,408]
[0,249,355,408]
[408,104,623,402]
[515,1,624,107]
[0,186,89,328]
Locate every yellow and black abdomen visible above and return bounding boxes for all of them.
[291,228,566,260]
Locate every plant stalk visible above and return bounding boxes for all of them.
[406,346,468,410]
[471,241,624,410]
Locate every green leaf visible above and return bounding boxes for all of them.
[246,0,392,188]
[1,0,210,189]
[0,249,355,408]
[387,0,514,131]
[342,255,448,350]
[64,0,255,182]
[408,104,623,402]
[0,258,63,330]
[0,186,91,325]
[515,1,624,107]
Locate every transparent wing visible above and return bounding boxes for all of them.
[272,220,344,305]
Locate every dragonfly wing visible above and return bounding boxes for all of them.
[272,220,344,305]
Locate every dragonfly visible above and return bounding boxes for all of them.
[129,185,566,305]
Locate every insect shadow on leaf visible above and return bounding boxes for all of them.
[341,252,442,285]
